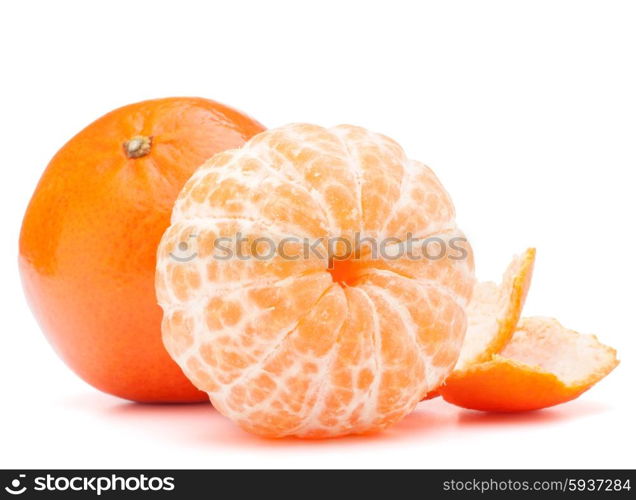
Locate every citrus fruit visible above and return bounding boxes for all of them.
[156,123,475,437]
[440,317,619,411]
[19,97,265,402]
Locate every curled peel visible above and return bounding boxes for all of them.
[438,248,618,411]
[440,317,619,411]
[423,248,535,400]
[455,248,536,371]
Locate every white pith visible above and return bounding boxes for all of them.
[454,250,531,371]
[501,317,618,386]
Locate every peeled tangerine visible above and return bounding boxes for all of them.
[156,124,476,437]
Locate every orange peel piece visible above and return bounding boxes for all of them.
[440,317,619,411]
[423,248,535,401]
[455,247,536,371]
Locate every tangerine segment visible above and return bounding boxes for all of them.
[156,124,475,437]
[369,229,475,302]
[173,149,330,239]
[379,160,457,240]
[174,124,457,244]
[454,248,535,371]
[441,317,619,412]
[356,270,468,393]
[156,218,328,305]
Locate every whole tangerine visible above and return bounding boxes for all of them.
[19,97,265,402]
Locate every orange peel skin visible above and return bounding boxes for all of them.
[424,248,535,400]
[421,389,440,400]
[455,247,536,370]
[440,317,619,412]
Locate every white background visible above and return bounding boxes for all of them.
[1,1,635,469]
